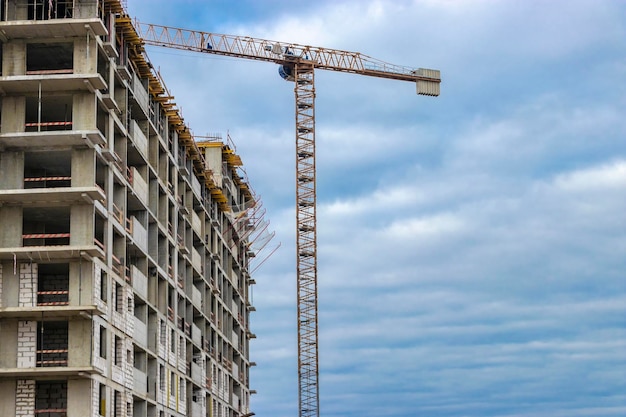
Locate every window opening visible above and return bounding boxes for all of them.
[26,42,73,73]
[99,325,107,358]
[35,380,68,417]
[37,321,69,367]
[37,263,69,306]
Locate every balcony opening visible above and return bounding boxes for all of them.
[37,263,69,306]
[24,150,71,188]
[97,49,110,89]
[37,321,69,367]
[27,0,73,21]
[96,157,106,193]
[35,380,67,417]
[112,232,128,281]
[27,42,73,73]
[25,95,73,132]
[23,207,71,246]
[96,105,108,139]
[95,212,105,253]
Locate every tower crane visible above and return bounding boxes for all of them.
[135,21,441,417]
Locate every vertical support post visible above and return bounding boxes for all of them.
[294,62,319,417]
[38,82,42,132]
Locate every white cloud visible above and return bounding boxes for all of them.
[554,160,626,192]
[381,212,467,240]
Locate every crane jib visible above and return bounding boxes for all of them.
[137,22,440,95]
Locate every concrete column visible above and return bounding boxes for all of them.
[18,263,37,307]
[70,205,94,246]
[0,151,25,189]
[74,1,99,18]
[66,379,92,417]
[0,96,26,133]
[74,35,97,74]
[71,148,95,187]
[0,320,17,368]
[69,261,94,307]
[15,380,35,417]
[68,319,91,368]
[0,261,19,308]
[0,207,22,247]
[1,41,25,76]
[72,93,97,130]
[12,2,28,20]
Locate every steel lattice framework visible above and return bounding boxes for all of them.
[135,21,440,417]
[294,63,318,417]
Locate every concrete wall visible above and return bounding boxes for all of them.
[0,380,16,416]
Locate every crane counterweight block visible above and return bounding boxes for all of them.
[414,68,441,96]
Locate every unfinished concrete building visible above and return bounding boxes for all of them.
[0,1,260,416]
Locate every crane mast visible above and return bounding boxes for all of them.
[135,21,440,417]
[293,63,319,417]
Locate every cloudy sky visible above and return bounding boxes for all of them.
[128,1,625,416]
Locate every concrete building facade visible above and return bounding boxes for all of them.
[0,2,258,416]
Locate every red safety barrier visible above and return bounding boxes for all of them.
[25,121,73,127]
[23,233,70,239]
[24,176,71,182]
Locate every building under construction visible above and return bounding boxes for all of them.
[0,1,263,416]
